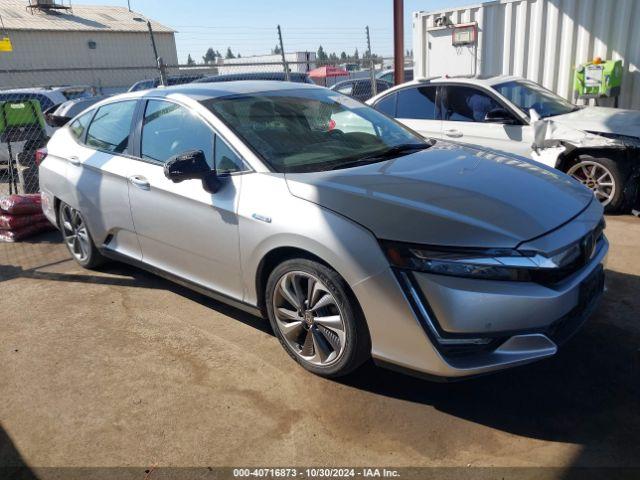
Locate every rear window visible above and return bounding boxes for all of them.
[396,86,438,120]
[86,101,136,154]
[69,111,94,141]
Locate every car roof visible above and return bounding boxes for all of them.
[103,80,322,103]
[367,74,526,103]
[331,78,389,87]
[195,72,309,83]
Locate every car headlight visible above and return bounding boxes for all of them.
[382,222,604,284]
[381,241,535,281]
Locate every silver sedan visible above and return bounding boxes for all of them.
[39,81,607,379]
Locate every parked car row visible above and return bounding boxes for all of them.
[3,69,639,212]
[40,81,607,380]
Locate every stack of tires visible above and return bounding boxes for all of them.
[0,194,54,242]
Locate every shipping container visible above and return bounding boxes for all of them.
[412,0,640,109]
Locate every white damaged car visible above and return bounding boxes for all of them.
[368,75,640,212]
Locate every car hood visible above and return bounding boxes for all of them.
[551,106,640,138]
[285,142,593,248]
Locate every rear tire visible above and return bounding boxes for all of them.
[566,155,631,213]
[58,201,105,269]
[265,258,370,378]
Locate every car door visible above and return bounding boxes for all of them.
[64,100,142,260]
[393,85,442,139]
[440,85,533,156]
[127,98,246,299]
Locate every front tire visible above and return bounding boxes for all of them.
[58,201,105,269]
[566,155,630,213]
[265,258,370,378]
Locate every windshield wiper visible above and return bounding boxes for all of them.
[329,143,431,170]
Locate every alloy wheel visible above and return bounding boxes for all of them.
[567,161,616,207]
[60,204,91,262]
[272,271,347,367]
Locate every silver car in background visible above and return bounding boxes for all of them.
[39,81,607,379]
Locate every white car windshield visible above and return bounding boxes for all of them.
[493,80,579,118]
[202,88,429,173]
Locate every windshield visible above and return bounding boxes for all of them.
[493,80,579,118]
[202,88,428,173]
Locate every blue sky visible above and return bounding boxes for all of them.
[78,0,489,62]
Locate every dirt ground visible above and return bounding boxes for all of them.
[0,216,638,476]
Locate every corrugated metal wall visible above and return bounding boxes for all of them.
[413,0,640,109]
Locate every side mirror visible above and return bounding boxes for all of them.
[164,149,222,193]
[484,108,516,124]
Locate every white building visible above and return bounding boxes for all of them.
[412,0,640,109]
[216,52,317,75]
[0,0,178,92]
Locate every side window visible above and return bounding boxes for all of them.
[374,93,397,116]
[36,95,54,112]
[396,86,438,120]
[352,82,371,98]
[86,101,136,154]
[336,83,353,95]
[379,72,393,83]
[69,111,94,142]
[214,136,244,173]
[376,81,390,93]
[442,86,502,122]
[141,100,214,166]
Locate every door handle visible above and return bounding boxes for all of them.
[444,129,463,138]
[128,175,150,190]
[68,155,80,165]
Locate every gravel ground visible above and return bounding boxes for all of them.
[0,216,638,478]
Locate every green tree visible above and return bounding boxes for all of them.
[317,45,328,66]
[340,51,347,62]
[225,47,236,59]
[353,48,359,61]
[202,47,217,64]
[187,53,195,66]
[272,44,282,54]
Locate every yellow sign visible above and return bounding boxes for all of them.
[0,36,13,52]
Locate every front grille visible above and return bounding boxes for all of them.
[546,266,605,345]
[530,222,605,287]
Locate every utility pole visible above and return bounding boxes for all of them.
[146,19,166,86]
[393,0,405,85]
[127,0,131,12]
[366,26,377,96]
[277,25,290,82]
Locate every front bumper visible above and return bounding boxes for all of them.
[353,236,608,379]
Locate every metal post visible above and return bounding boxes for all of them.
[366,26,377,96]
[277,25,290,82]
[127,0,131,11]
[146,19,166,86]
[157,56,167,87]
[393,0,405,85]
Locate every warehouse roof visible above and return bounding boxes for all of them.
[0,0,174,33]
